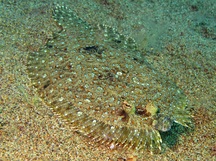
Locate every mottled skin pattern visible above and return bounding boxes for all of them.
[27,4,191,153]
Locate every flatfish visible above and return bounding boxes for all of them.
[27,4,191,153]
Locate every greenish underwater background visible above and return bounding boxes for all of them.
[0,0,215,160]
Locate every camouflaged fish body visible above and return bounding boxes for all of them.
[27,4,191,153]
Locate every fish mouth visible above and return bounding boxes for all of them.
[153,114,173,132]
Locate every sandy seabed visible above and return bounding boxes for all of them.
[0,0,215,160]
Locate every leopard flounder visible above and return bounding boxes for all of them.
[27,4,191,153]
